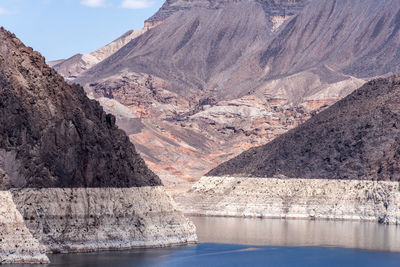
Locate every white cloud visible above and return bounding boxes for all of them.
[80,0,107,8]
[121,0,153,9]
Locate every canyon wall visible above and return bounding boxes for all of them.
[176,176,400,224]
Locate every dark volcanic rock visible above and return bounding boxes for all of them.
[207,75,400,181]
[0,27,160,188]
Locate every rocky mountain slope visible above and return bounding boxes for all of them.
[56,0,400,185]
[0,27,159,188]
[49,28,148,82]
[73,0,311,183]
[208,75,400,181]
[251,0,400,103]
[77,0,308,96]
[0,27,196,263]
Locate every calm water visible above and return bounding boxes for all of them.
[7,216,400,267]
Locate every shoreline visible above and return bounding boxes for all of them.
[175,176,400,225]
[0,186,197,263]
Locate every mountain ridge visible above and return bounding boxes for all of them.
[207,75,400,181]
[52,0,400,183]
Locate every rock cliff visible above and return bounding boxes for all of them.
[0,27,159,188]
[176,176,400,224]
[0,27,196,263]
[11,187,197,253]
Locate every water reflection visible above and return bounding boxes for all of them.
[5,217,400,266]
[190,216,400,252]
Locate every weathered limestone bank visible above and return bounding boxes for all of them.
[0,191,49,264]
[176,177,400,224]
[10,187,197,254]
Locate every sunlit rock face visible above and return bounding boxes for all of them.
[52,0,400,186]
[177,176,400,224]
[0,27,197,263]
[73,0,312,183]
[11,187,197,253]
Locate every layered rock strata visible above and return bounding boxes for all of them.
[0,191,49,264]
[11,187,197,253]
[176,176,400,224]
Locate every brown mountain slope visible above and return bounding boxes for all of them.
[250,0,400,104]
[61,0,400,183]
[207,75,400,181]
[0,27,160,188]
[73,0,311,183]
[259,0,400,79]
[77,0,308,96]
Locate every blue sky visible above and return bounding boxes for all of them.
[0,0,164,61]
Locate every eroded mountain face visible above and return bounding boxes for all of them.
[71,0,311,183]
[49,29,149,82]
[0,27,160,188]
[54,0,400,184]
[208,75,400,181]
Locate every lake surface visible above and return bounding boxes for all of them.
[7,216,400,267]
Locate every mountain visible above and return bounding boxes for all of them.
[207,75,400,181]
[0,27,196,263]
[49,28,148,82]
[251,0,400,103]
[56,0,400,185]
[0,27,159,188]
[73,0,311,183]
[77,0,308,96]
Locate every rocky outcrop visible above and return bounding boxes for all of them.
[177,176,400,224]
[88,82,314,182]
[11,187,197,253]
[0,27,159,188]
[208,75,400,181]
[0,27,197,263]
[0,191,49,264]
